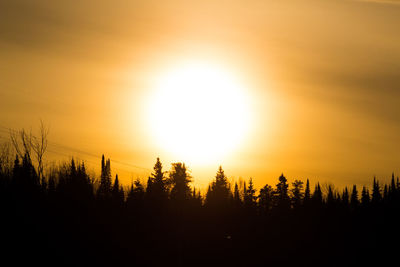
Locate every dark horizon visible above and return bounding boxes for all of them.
[1,145,400,266]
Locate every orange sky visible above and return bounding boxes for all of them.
[1,0,400,190]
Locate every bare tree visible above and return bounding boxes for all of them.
[10,128,33,160]
[0,141,13,176]
[10,121,49,179]
[32,121,49,180]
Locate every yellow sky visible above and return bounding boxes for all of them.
[1,0,400,190]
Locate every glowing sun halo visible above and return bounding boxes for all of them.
[147,61,252,164]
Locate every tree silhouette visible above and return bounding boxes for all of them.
[169,163,192,204]
[205,166,231,209]
[372,177,382,205]
[274,174,290,210]
[350,185,359,209]
[312,182,323,207]
[233,182,242,208]
[291,179,304,209]
[127,179,145,211]
[97,155,112,200]
[304,179,311,206]
[361,186,370,207]
[326,184,336,208]
[244,178,257,211]
[146,158,168,210]
[112,174,124,206]
[383,184,389,201]
[342,187,349,208]
[3,136,400,267]
[259,184,273,214]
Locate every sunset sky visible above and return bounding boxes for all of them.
[1,0,400,190]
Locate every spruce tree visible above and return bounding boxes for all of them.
[205,166,230,208]
[291,180,304,209]
[169,163,191,204]
[98,154,112,200]
[326,185,335,208]
[147,158,167,205]
[127,179,145,211]
[259,184,273,214]
[361,186,370,207]
[372,177,381,205]
[350,185,359,209]
[112,174,124,205]
[342,187,349,207]
[312,183,323,207]
[390,173,396,195]
[304,179,311,205]
[383,184,389,202]
[275,174,290,209]
[244,178,257,210]
[233,182,242,207]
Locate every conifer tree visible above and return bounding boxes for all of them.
[304,179,311,205]
[146,158,167,206]
[390,173,396,195]
[259,184,273,213]
[244,178,257,210]
[205,166,230,208]
[312,183,323,206]
[169,163,191,204]
[275,174,290,209]
[361,186,370,207]
[291,180,304,209]
[350,185,359,209]
[243,181,247,201]
[97,155,112,200]
[326,185,335,208]
[397,177,400,192]
[342,187,349,207]
[372,177,381,205]
[233,182,242,207]
[112,174,124,205]
[383,184,389,201]
[127,179,145,211]
[191,187,202,207]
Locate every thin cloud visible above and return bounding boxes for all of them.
[354,0,400,5]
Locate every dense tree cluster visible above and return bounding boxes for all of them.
[1,150,400,266]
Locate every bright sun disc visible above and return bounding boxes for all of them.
[147,61,252,164]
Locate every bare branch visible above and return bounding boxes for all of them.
[32,120,49,179]
[0,141,13,175]
[10,129,23,159]
[9,121,49,179]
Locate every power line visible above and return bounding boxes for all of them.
[0,124,152,174]
[0,79,152,172]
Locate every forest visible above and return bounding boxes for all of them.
[1,131,400,267]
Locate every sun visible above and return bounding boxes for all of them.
[146,61,252,164]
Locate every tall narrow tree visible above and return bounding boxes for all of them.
[169,163,192,204]
[372,177,381,205]
[304,179,311,205]
[291,180,304,209]
[259,184,273,214]
[361,186,370,207]
[275,174,290,209]
[350,185,359,209]
[98,155,112,200]
[205,166,231,208]
[244,178,257,210]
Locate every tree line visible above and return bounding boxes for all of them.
[1,137,400,266]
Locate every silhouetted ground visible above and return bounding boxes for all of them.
[1,156,400,266]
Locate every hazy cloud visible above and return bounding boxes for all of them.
[354,0,400,5]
